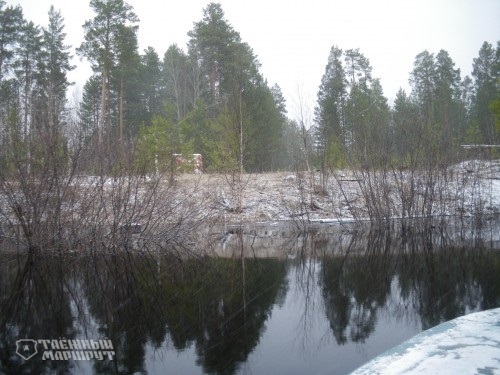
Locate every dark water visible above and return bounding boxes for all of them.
[1,221,499,374]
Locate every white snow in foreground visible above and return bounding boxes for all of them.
[350,308,500,375]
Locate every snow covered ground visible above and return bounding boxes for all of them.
[350,307,500,375]
[178,159,500,224]
[1,160,498,246]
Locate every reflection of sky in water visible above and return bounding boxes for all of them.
[144,263,421,375]
[146,344,201,375]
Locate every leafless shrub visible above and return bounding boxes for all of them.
[0,130,219,254]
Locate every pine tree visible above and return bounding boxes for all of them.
[77,0,138,153]
[43,6,74,137]
[113,21,139,148]
[392,89,421,162]
[187,3,241,107]
[0,1,23,144]
[187,3,284,172]
[14,20,43,139]
[343,49,376,164]
[162,44,192,121]
[433,49,462,152]
[314,45,347,169]
[0,1,23,82]
[472,41,499,144]
[79,75,101,141]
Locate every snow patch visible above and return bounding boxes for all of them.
[350,308,500,375]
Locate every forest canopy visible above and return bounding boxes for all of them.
[0,0,498,175]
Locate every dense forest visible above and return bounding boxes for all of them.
[0,0,499,176]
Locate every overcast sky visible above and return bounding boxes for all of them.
[5,0,500,116]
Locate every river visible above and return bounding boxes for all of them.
[1,219,499,374]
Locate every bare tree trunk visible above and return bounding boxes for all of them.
[237,91,244,213]
[119,76,124,155]
[190,61,201,104]
[210,64,216,102]
[168,56,182,121]
[239,92,243,176]
[98,69,108,151]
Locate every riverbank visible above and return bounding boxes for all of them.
[175,159,500,223]
[1,160,499,251]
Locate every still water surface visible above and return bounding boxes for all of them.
[1,221,499,374]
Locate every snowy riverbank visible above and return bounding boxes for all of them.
[178,159,500,224]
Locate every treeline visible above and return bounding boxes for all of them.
[0,1,296,174]
[77,2,295,173]
[0,0,498,177]
[314,43,500,172]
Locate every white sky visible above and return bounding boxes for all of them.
[5,0,500,116]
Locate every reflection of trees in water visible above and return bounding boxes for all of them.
[293,234,321,351]
[319,230,393,345]
[318,228,500,344]
[396,233,500,329]
[0,250,288,375]
[79,252,154,374]
[165,257,287,374]
[0,253,78,374]
[1,224,499,373]
[81,252,288,375]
